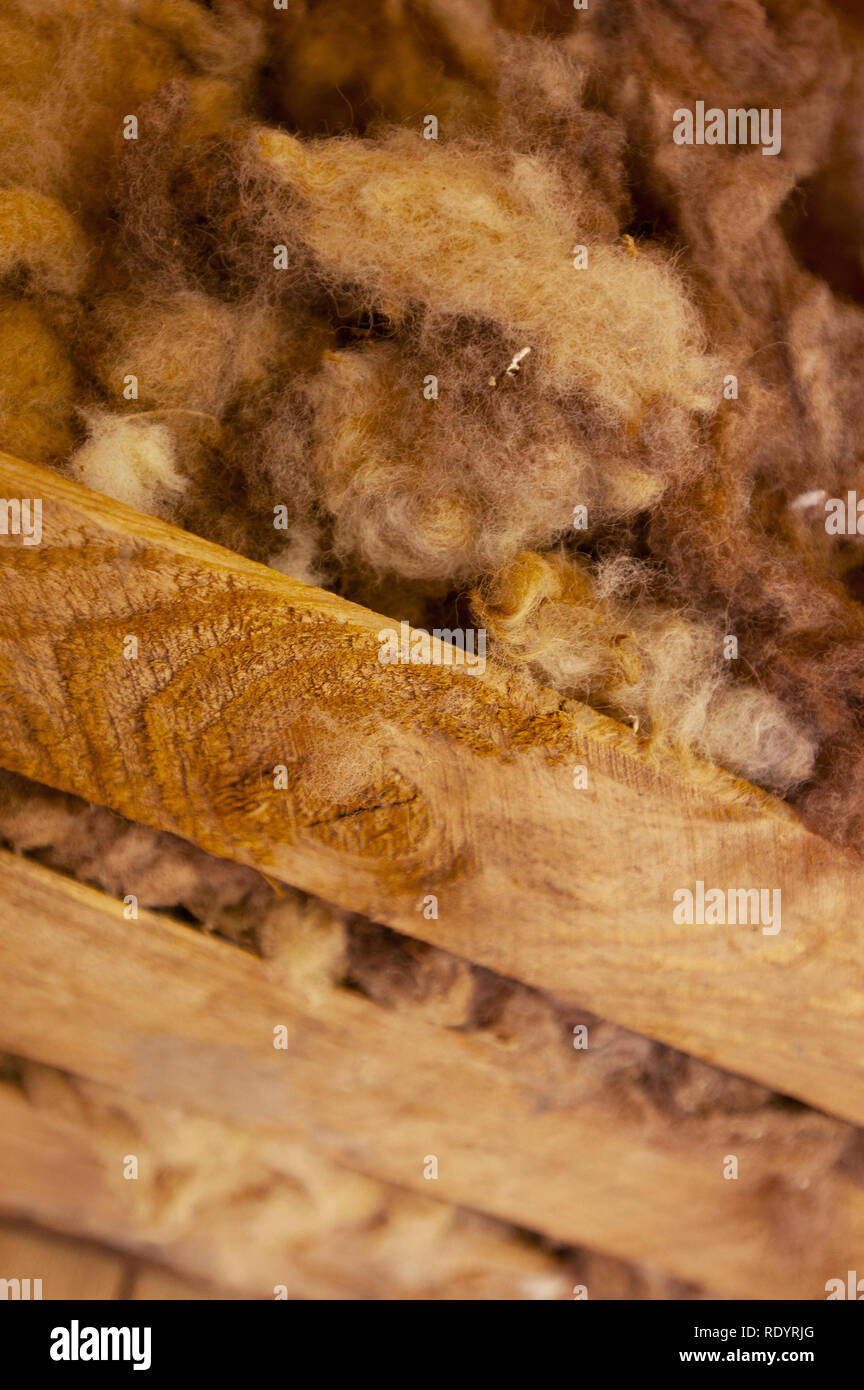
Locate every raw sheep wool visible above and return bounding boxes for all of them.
[1,0,864,841]
[473,550,817,793]
[70,412,189,518]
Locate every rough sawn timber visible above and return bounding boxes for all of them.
[1,853,862,1300]
[1,453,863,1121]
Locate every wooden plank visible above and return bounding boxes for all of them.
[1,453,864,1119]
[1,1091,694,1303]
[129,1267,241,1300]
[0,851,861,1300]
[0,1080,573,1301]
[0,1219,127,1300]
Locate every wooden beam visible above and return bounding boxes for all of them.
[2,453,864,1119]
[0,851,861,1300]
[0,1092,573,1301]
[0,1218,128,1300]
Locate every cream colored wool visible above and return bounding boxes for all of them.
[69,413,189,519]
[473,552,816,795]
[267,525,329,588]
[255,126,715,424]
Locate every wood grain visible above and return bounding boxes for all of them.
[0,1219,127,1300]
[1,851,862,1300]
[0,1092,574,1301]
[2,453,864,1119]
[0,1091,579,1301]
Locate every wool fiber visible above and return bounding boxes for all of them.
[1,0,863,837]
